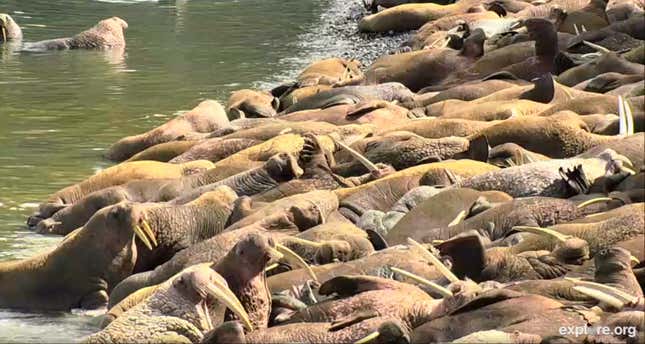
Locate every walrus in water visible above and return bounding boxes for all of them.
[0,13,22,42]
[22,17,128,51]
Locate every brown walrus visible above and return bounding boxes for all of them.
[22,17,128,51]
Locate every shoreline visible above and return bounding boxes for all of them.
[256,0,411,90]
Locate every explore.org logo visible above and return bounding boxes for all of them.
[559,325,638,338]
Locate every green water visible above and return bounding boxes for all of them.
[0,0,328,341]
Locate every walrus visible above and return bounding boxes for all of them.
[28,159,214,226]
[22,17,128,51]
[35,153,302,235]
[227,89,280,120]
[458,149,636,198]
[0,13,22,42]
[357,28,487,92]
[386,188,513,245]
[358,0,485,33]
[105,99,231,162]
[282,83,415,114]
[203,317,410,344]
[0,202,157,310]
[83,264,253,343]
[419,196,598,243]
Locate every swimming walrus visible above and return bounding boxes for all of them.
[22,17,128,51]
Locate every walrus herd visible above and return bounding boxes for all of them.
[1,1,644,343]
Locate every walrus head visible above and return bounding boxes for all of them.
[511,18,558,58]
[0,13,23,42]
[100,16,128,31]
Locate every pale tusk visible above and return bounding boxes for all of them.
[512,226,571,243]
[407,237,459,283]
[631,255,640,266]
[205,278,254,331]
[331,136,379,172]
[565,278,638,304]
[266,246,285,262]
[577,197,613,209]
[618,95,627,136]
[573,23,580,35]
[448,210,467,227]
[264,262,280,272]
[623,97,634,136]
[354,331,380,344]
[276,244,319,282]
[141,219,158,247]
[391,266,450,298]
[284,237,324,248]
[582,40,610,53]
[133,225,154,250]
[573,286,625,309]
[581,24,587,32]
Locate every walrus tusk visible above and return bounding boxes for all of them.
[407,237,459,283]
[573,24,580,35]
[631,255,640,266]
[621,96,635,136]
[266,246,285,261]
[264,262,280,273]
[581,24,587,32]
[448,210,467,227]
[276,243,319,282]
[284,237,324,248]
[565,278,638,304]
[354,331,381,344]
[572,286,625,309]
[141,219,158,247]
[1,27,6,43]
[512,226,571,243]
[576,197,613,209]
[618,95,627,136]
[205,276,254,331]
[582,40,611,53]
[331,136,379,172]
[133,225,154,250]
[391,267,450,298]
